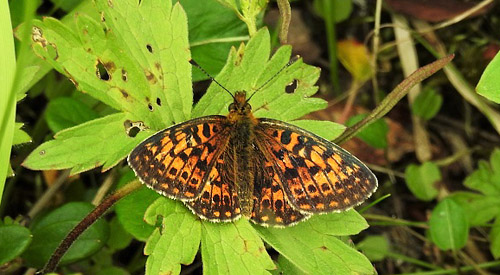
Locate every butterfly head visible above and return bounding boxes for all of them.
[228,91,251,115]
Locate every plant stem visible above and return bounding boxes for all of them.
[323,1,340,93]
[41,180,143,274]
[335,54,454,144]
[363,213,428,228]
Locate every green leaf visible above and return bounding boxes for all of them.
[490,217,500,258]
[182,0,248,81]
[193,29,323,122]
[32,0,192,131]
[290,120,345,141]
[106,217,133,251]
[464,149,500,196]
[477,51,500,103]
[143,198,201,275]
[45,97,99,133]
[411,87,443,120]
[51,0,84,12]
[14,1,99,97]
[275,255,304,275]
[313,0,353,23]
[201,219,275,275]
[23,113,151,175]
[255,210,373,274]
[429,198,468,251]
[115,169,159,241]
[346,114,389,149]
[0,224,32,265]
[22,202,109,268]
[12,122,31,145]
[357,235,390,262]
[448,191,500,226]
[404,162,441,201]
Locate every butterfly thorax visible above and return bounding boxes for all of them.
[226,91,257,217]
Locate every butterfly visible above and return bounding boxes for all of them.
[128,83,378,227]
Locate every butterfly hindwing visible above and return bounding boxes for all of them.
[255,118,378,214]
[185,148,242,221]
[251,146,309,226]
[128,116,231,201]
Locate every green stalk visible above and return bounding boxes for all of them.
[335,54,455,144]
[323,0,340,93]
[0,0,36,200]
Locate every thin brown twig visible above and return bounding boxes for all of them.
[40,179,142,274]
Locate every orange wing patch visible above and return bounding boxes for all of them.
[255,118,378,214]
[128,116,230,201]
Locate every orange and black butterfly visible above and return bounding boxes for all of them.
[128,61,377,227]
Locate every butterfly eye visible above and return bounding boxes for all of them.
[228,103,236,112]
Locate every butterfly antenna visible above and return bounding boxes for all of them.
[247,55,300,102]
[189,59,234,99]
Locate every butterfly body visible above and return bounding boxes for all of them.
[128,91,377,227]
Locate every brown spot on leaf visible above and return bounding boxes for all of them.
[320,246,328,251]
[103,61,116,74]
[119,89,128,98]
[145,70,157,84]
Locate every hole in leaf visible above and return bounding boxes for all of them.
[146,44,153,53]
[124,120,147,137]
[148,103,153,111]
[96,60,110,81]
[156,98,162,106]
[285,79,298,94]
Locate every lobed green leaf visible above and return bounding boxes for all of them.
[143,198,201,275]
[201,219,275,275]
[23,113,152,175]
[45,97,99,133]
[255,210,372,274]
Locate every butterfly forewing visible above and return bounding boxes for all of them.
[255,118,378,214]
[128,116,231,201]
